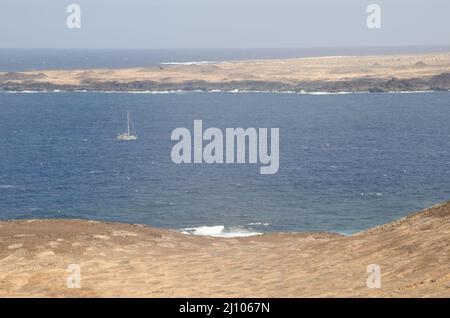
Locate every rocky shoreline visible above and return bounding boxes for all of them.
[1,72,450,93]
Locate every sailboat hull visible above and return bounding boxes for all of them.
[117,133,138,141]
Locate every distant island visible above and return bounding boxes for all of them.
[1,52,450,93]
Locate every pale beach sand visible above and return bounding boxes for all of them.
[0,201,449,297]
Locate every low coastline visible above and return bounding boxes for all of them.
[1,201,449,297]
[1,52,450,93]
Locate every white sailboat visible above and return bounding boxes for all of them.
[117,111,138,141]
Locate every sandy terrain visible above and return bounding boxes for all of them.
[1,52,450,92]
[0,201,449,297]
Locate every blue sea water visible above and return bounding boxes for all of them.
[2,46,450,72]
[0,91,449,235]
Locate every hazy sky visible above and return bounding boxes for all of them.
[1,0,449,48]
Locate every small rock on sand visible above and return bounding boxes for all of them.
[8,243,24,250]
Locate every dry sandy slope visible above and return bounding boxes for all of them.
[0,201,450,297]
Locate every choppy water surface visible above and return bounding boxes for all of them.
[0,91,449,236]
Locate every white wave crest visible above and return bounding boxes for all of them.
[0,184,24,190]
[160,61,217,66]
[180,225,262,238]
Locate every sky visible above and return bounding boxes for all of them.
[0,0,449,49]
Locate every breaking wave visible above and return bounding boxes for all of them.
[180,225,262,238]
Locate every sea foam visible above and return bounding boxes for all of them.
[180,225,262,238]
[160,61,217,66]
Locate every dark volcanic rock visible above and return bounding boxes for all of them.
[0,72,47,81]
[429,73,450,90]
[1,73,450,93]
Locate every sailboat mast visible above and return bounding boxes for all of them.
[127,111,130,135]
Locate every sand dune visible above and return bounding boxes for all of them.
[0,201,449,297]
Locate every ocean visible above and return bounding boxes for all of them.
[0,91,449,236]
[2,46,450,72]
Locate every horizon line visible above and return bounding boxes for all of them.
[2,44,450,50]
